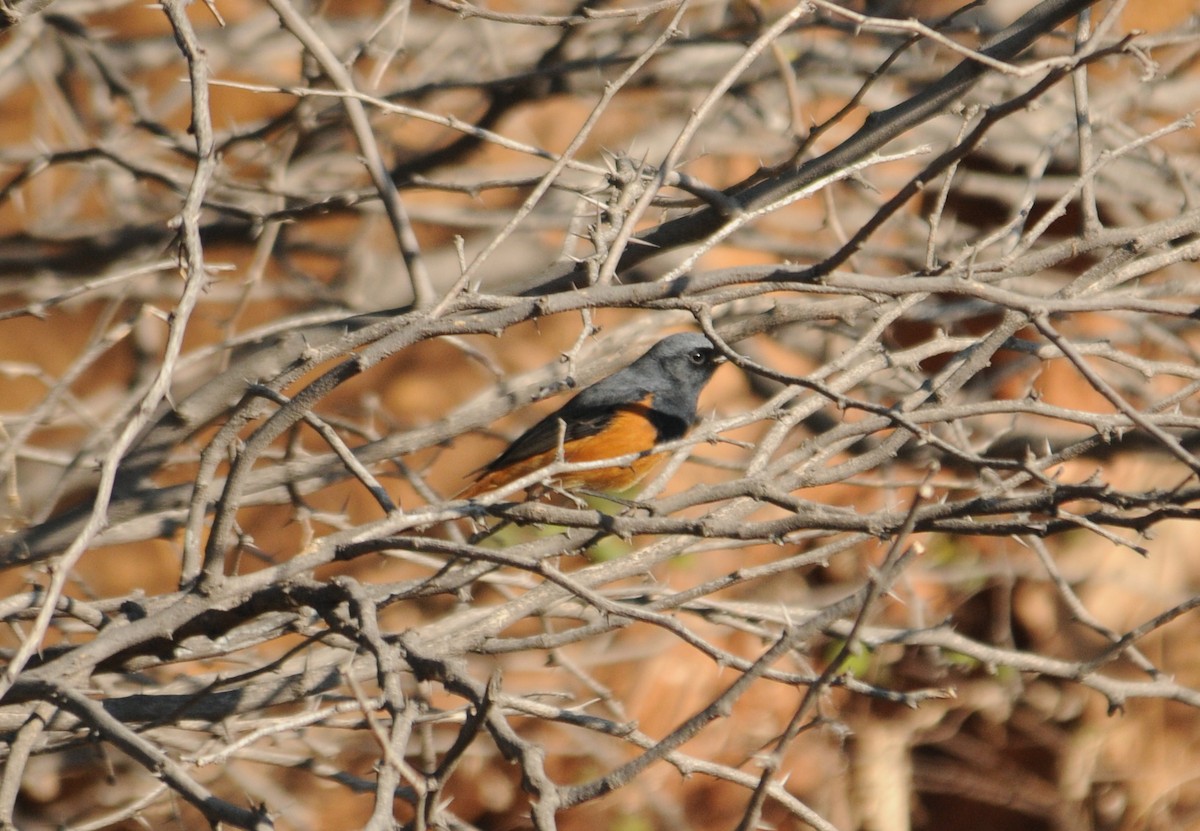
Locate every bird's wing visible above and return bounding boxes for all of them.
[476,401,619,474]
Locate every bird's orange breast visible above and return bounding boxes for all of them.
[460,398,666,498]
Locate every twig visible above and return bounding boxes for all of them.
[265,0,435,308]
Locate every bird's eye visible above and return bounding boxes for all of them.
[689,350,706,365]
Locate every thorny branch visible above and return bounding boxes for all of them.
[2,1,1200,830]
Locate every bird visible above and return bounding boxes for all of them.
[459,332,726,499]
